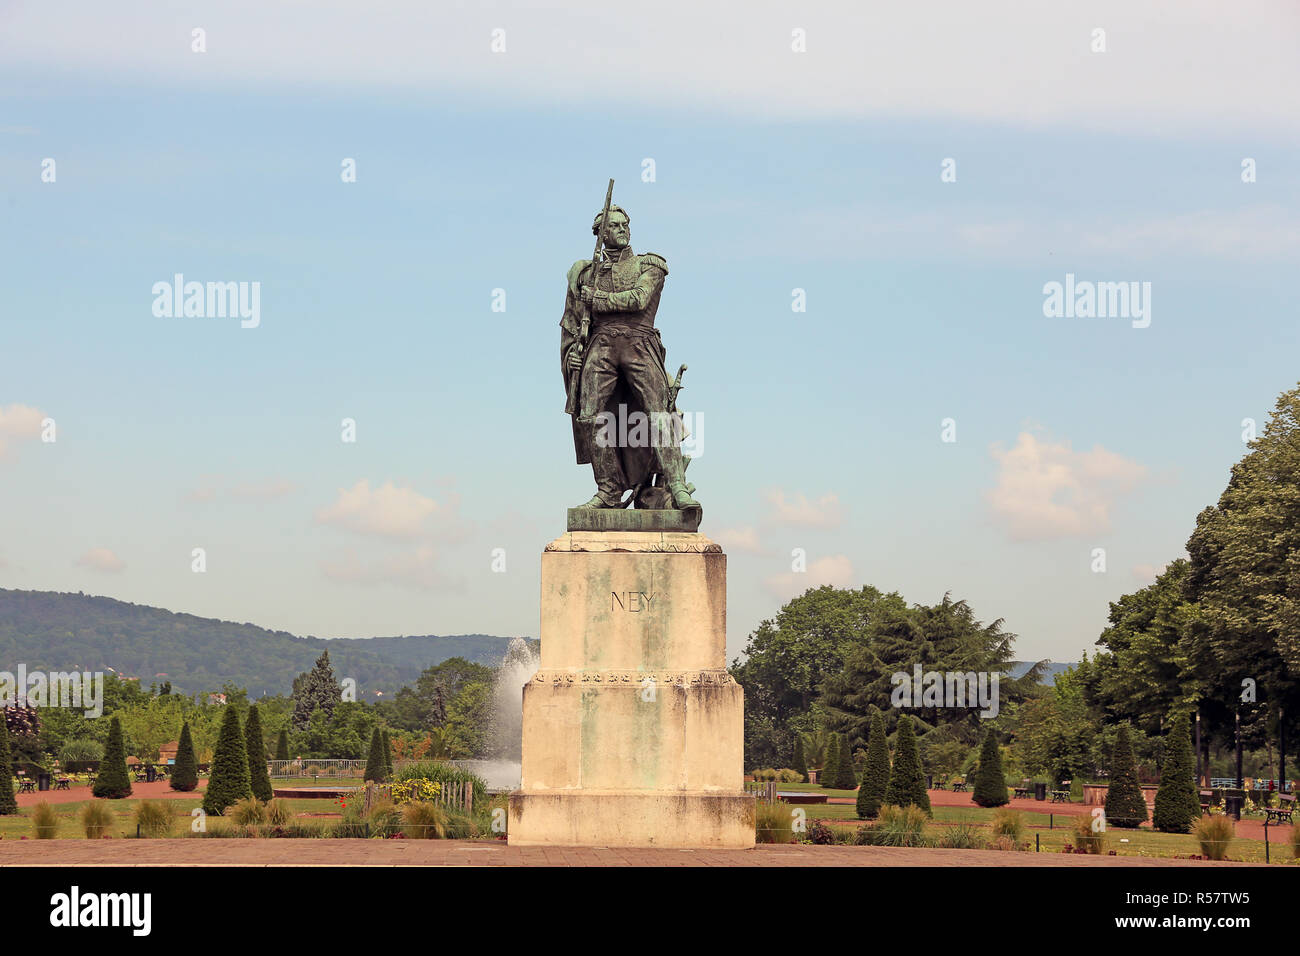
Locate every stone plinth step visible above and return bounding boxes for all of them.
[567,508,701,533]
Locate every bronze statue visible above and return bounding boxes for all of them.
[561,181,700,523]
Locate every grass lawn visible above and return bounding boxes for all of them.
[803,803,1292,863]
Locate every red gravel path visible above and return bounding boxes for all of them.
[15,780,205,806]
[0,839,1256,867]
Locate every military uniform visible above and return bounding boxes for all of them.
[560,246,693,509]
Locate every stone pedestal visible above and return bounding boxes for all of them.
[508,530,754,848]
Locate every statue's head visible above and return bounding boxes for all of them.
[592,205,630,249]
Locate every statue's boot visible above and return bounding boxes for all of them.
[574,492,621,509]
[668,482,702,519]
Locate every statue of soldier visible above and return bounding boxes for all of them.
[560,202,701,520]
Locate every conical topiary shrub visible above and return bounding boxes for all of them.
[170,722,199,792]
[973,727,1009,808]
[92,716,133,799]
[275,729,290,761]
[0,716,17,814]
[819,733,840,788]
[203,706,252,817]
[1105,723,1148,829]
[856,712,890,819]
[364,727,387,783]
[884,715,930,814]
[244,704,273,802]
[1153,712,1197,833]
[792,736,809,783]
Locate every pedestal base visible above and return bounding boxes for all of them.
[508,790,756,849]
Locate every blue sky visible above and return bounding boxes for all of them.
[1,1,1297,668]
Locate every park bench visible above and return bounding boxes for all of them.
[1264,793,1295,825]
[1013,779,1033,799]
[1050,780,1072,803]
[1200,789,1213,816]
[951,779,968,792]
[54,778,71,791]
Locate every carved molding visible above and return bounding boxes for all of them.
[531,669,735,686]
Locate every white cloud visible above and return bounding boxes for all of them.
[75,547,125,573]
[0,403,47,460]
[763,555,856,601]
[315,480,441,538]
[762,489,847,529]
[4,1,1295,136]
[986,432,1148,541]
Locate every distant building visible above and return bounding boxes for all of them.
[159,740,180,766]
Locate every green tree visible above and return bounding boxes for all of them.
[819,594,1044,758]
[291,651,342,731]
[1152,712,1197,833]
[792,736,808,782]
[0,716,17,814]
[203,706,252,816]
[972,727,1009,807]
[382,728,394,778]
[1014,665,1099,784]
[730,585,908,767]
[275,728,290,761]
[364,727,387,782]
[444,681,492,757]
[1104,724,1148,829]
[883,715,930,813]
[170,722,199,792]
[856,712,890,819]
[244,704,273,802]
[92,717,133,799]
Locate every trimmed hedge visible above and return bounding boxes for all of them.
[1152,712,1197,833]
[170,722,199,792]
[856,711,890,819]
[972,728,1009,808]
[245,705,274,802]
[92,717,133,799]
[203,706,252,817]
[883,716,930,814]
[1105,724,1148,829]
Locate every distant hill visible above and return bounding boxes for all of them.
[1007,660,1076,683]
[0,589,522,698]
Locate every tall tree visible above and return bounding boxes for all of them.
[883,715,930,814]
[1152,712,1197,833]
[972,727,1009,808]
[1104,724,1148,829]
[819,593,1044,756]
[291,651,342,731]
[730,585,907,767]
[170,721,199,792]
[244,704,273,802]
[856,711,890,819]
[275,728,290,761]
[92,716,133,799]
[1184,383,1300,756]
[203,706,252,816]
